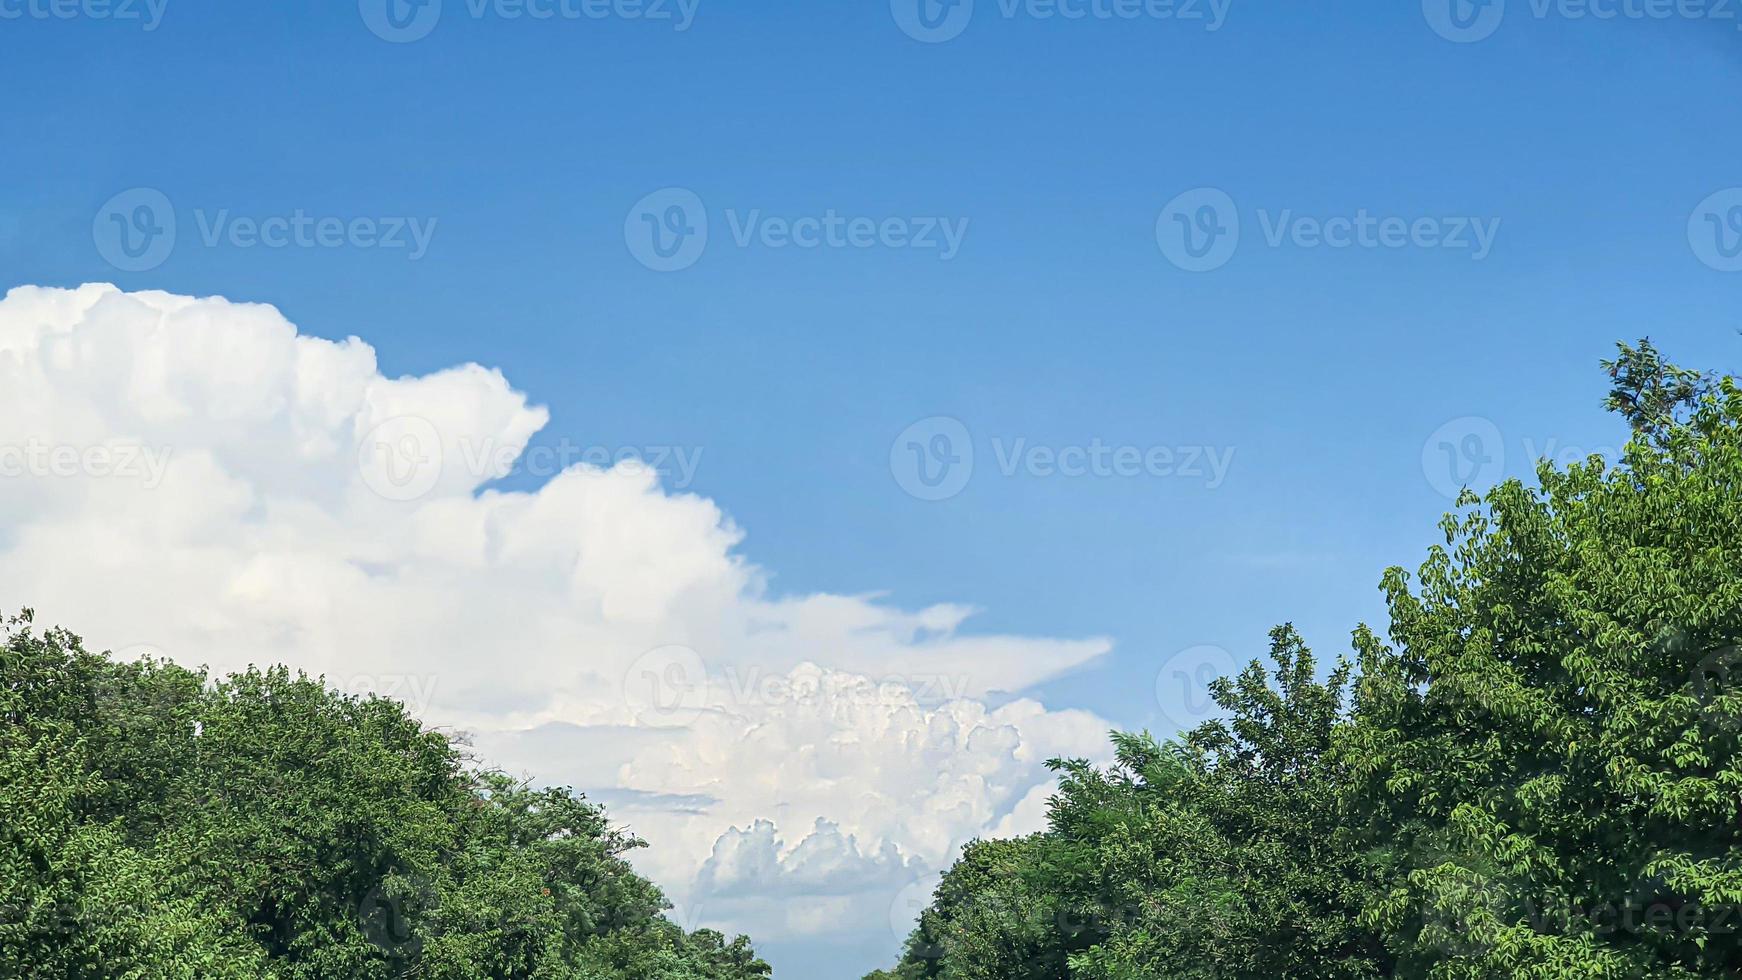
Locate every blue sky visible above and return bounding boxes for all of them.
[4,2,1740,976]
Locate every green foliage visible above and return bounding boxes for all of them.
[875,340,1742,979]
[0,614,769,980]
[1601,337,1716,441]
[890,629,1388,980]
[1063,627,1388,980]
[1348,341,1742,978]
[898,833,1090,980]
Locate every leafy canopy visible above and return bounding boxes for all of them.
[876,340,1742,979]
[0,615,770,980]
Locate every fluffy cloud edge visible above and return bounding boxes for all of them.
[0,282,1121,957]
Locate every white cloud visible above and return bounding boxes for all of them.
[0,283,1115,958]
[698,818,914,898]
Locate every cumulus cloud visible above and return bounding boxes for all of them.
[0,284,1114,955]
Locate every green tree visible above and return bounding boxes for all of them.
[1058,627,1388,980]
[0,612,770,980]
[884,627,1388,980]
[875,340,1742,980]
[1346,341,1742,978]
[0,611,267,979]
[897,833,1090,980]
